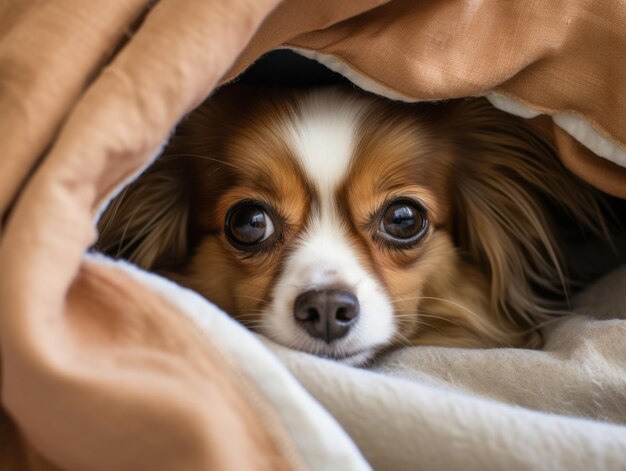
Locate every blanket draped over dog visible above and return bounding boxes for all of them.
[0,1,625,469]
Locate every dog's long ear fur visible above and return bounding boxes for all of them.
[96,157,190,271]
[444,99,607,337]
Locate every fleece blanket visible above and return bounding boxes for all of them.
[0,1,625,470]
[272,265,626,470]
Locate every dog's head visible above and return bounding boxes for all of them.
[98,87,604,363]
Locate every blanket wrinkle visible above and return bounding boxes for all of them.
[228,0,626,197]
[257,267,626,468]
[1,1,288,470]
[0,0,151,222]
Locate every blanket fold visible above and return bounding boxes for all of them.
[269,267,626,470]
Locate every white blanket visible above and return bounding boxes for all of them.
[120,256,626,470]
[267,266,626,470]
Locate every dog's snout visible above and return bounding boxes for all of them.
[294,288,360,342]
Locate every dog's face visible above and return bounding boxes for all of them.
[181,89,457,363]
[98,86,602,363]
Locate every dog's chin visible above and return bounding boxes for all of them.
[269,337,380,366]
[319,349,376,366]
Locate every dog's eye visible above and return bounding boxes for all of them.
[225,202,275,248]
[378,200,428,246]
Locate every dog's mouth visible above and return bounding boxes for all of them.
[289,341,383,365]
[317,349,374,366]
[266,332,376,365]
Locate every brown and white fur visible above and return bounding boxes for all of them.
[97,86,605,364]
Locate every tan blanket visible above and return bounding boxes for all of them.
[1,1,625,469]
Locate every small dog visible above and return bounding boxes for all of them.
[97,86,605,364]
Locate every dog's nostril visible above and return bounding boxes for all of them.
[335,298,359,322]
[293,288,360,343]
[306,307,319,321]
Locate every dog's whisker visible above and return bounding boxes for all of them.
[391,296,482,320]
[236,280,272,291]
[238,321,265,331]
[234,312,265,319]
[391,331,415,349]
[417,311,463,329]
[163,153,241,169]
[233,294,267,303]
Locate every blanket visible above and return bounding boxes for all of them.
[0,1,625,469]
[271,265,626,470]
[69,256,626,471]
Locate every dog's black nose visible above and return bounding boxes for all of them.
[293,288,360,343]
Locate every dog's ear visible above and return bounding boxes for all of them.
[445,99,607,336]
[96,157,190,271]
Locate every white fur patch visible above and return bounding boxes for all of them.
[285,89,364,193]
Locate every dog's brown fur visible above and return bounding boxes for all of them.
[97,86,606,353]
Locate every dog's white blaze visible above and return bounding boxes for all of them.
[286,89,363,194]
[261,89,394,363]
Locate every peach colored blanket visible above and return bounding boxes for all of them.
[0,1,625,469]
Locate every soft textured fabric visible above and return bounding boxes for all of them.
[99,258,626,471]
[1,1,625,469]
[225,0,626,197]
[270,266,626,470]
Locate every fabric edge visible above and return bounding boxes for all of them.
[285,47,626,171]
[83,253,372,471]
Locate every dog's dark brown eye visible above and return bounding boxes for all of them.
[225,202,275,249]
[378,200,428,247]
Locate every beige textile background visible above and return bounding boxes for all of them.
[225,0,626,197]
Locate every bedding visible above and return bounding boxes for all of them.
[271,265,626,470]
[0,1,625,469]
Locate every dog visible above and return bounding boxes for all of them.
[97,86,606,364]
